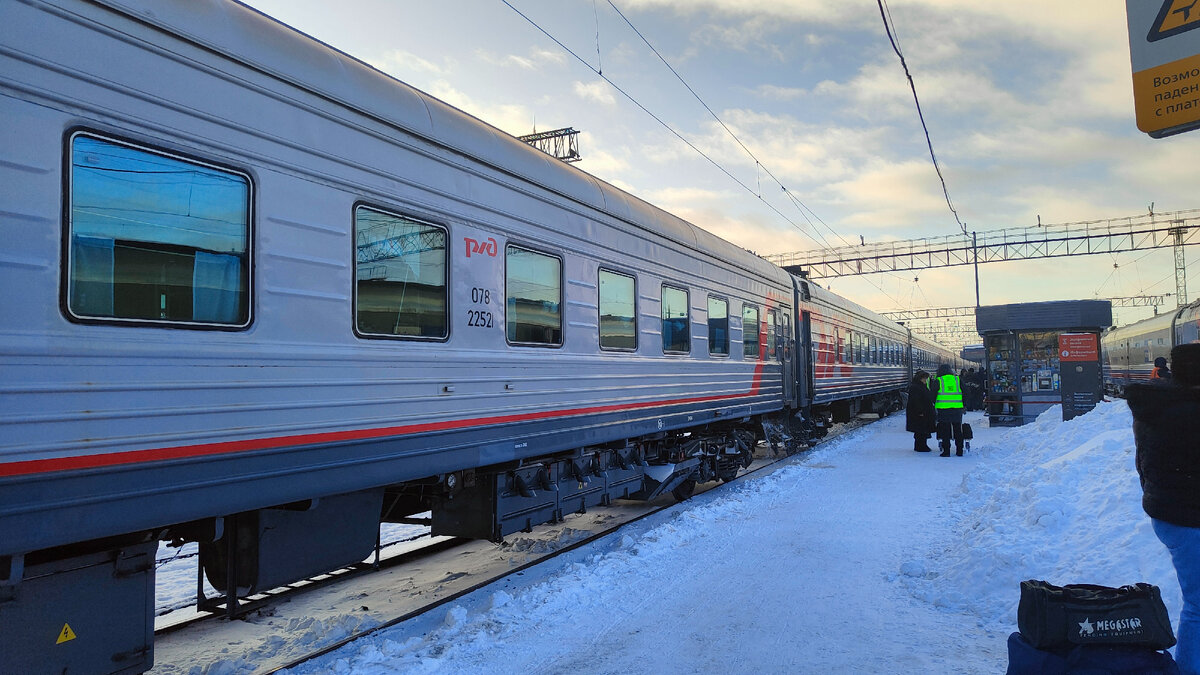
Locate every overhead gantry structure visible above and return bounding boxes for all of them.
[764,209,1200,307]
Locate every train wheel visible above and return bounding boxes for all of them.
[672,479,697,501]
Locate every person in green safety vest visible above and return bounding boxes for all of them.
[932,363,965,456]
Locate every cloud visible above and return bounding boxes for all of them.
[573,80,617,106]
[368,48,450,79]
[476,47,569,71]
[422,82,535,137]
[753,84,808,101]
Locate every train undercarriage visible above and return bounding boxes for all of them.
[2,411,821,674]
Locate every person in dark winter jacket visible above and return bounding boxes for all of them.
[1128,343,1200,674]
[1153,356,1172,381]
[905,370,936,452]
[931,363,965,456]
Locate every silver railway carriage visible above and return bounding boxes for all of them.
[0,0,960,671]
[1102,300,1200,395]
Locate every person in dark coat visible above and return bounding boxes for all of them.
[963,367,982,411]
[905,370,936,452]
[1153,356,1172,381]
[932,363,965,456]
[1128,343,1200,674]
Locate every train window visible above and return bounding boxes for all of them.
[506,245,562,346]
[354,206,447,339]
[869,335,877,364]
[743,304,760,359]
[661,285,690,354]
[66,133,250,326]
[767,310,778,359]
[708,296,729,356]
[834,327,841,363]
[598,269,636,350]
[843,330,851,363]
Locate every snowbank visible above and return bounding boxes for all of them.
[900,400,1180,628]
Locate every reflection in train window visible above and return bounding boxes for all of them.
[662,285,690,354]
[506,245,562,345]
[743,304,760,359]
[599,268,636,350]
[355,206,447,339]
[767,310,777,359]
[67,133,250,326]
[708,296,729,356]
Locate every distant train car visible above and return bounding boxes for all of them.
[802,282,914,422]
[1101,300,1200,395]
[0,1,961,672]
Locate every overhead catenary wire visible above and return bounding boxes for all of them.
[876,0,966,236]
[604,0,932,310]
[501,1,921,310]
[605,0,843,249]
[497,0,832,252]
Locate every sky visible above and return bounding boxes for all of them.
[238,0,1200,333]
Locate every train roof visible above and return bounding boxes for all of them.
[1103,299,1200,340]
[802,280,905,334]
[90,0,787,286]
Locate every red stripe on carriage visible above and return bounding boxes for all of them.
[0,387,769,478]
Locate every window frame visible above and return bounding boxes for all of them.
[504,242,564,348]
[598,267,638,352]
[707,294,730,357]
[766,309,778,360]
[661,283,691,355]
[352,202,450,342]
[62,129,254,330]
[743,303,760,360]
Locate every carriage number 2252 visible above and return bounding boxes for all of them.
[467,287,494,328]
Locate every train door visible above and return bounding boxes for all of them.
[800,311,815,406]
[781,308,796,405]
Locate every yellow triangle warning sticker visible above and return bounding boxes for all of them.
[56,623,77,644]
[1149,0,1200,42]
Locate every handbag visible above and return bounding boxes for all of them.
[1017,580,1176,650]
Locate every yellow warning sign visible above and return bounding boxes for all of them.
[1149,0,1200,42]
[56,623,77,645]
[1132,51,1200,132]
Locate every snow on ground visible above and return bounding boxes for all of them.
[256,400,1179,674]
[149,400,1179,673]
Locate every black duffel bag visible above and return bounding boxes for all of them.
[1017,579,1176,650]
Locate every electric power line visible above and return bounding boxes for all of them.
[502,0,921,309]
[876,0,966,235]
[498,0,829,252]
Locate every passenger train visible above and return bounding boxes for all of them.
[0,1,961,671]
[1101,300,1200,395]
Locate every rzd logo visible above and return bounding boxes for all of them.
[464,237,498,258]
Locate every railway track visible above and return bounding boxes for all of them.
[149,416,878,674]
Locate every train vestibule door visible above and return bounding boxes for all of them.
[780,309,796,405]
[800,311,814,406]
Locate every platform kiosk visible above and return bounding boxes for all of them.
[974,300,1112,426]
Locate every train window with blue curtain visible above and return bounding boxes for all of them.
[67,133,250,327]
[661,285,690,354]
[354,205,447,339]
[708,296,729,356]
[598,268,636,350]
[506,245,562,346]
[743,304,759,359]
